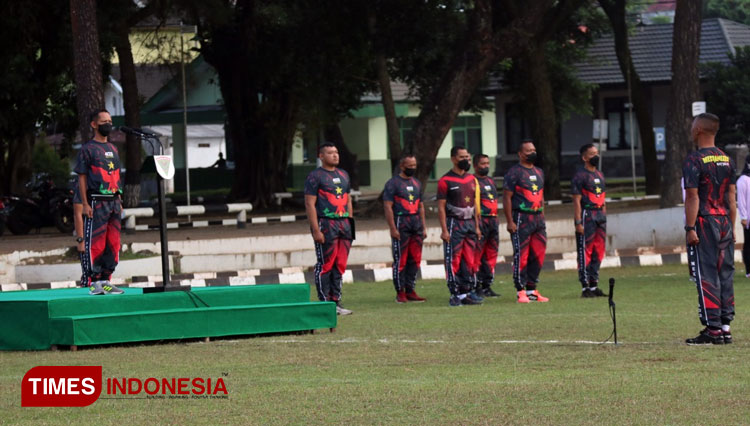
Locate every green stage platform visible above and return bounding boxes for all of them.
[0,285,336,350]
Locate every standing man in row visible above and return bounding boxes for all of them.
[438,146,482,306]
[683,113,736,345]
[473,154,500,298]
[305,142,354,316]
[571,143,608,298]
[383,154,427,303]
[74,109,124,295]
[503,140,549,303]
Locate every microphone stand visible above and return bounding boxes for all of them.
[131,130,171,288]
[609,278,618,345]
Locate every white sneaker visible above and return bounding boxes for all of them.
[335,303,352,316]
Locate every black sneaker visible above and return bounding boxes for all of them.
[723,331,733,344]
[461,295,482,305]
[449,295,462,307]
[686,328,724,345]
[483,287,500,298]
[581,290,593,298]
[590,287,607,297]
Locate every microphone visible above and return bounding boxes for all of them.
[608,277,615,306]
[119,126,157,136]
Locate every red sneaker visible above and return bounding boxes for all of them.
[528,290,549,302]
[517,290,530,303]
[395,291,408,303]
[405,291,426,302]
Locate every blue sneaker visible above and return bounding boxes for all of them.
[461,295,481,305]
[449,295,462,307]
[469,291,484,302]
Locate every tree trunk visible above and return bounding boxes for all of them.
[519,44,561,200]
[407,0,552,187]
[199,0,295,208]
[114,24,142,207]
[599,0,660,195]
[217,66,295,207]
[376,54,402,172]
[70,0,104,142]
[325,124,359,190]
[661,0,703,207]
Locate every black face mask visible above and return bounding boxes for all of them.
[403,167,417,177]
[589,156,600,167]
[476,167,490,176]
[98,123,113,137]
[457,159,471,171]
[525,152,538,164]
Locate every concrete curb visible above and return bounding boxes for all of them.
[1,249,728,292]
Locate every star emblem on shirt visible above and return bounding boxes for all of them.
[488,193,494,200]
[335,187,342,195]
[465,196,470,202]
[531,184,538,191]
[595,187,602,194]
[408,194,414,201]
[108,161,115,170]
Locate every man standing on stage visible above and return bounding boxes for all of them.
[503,139,549,303]
[473,154,501,298]
[75,109,124,295]
[683,113,736,345]
[305,142,354,315]
[571,143,608,298]
[438,145,482,306]
[383,154,427,303]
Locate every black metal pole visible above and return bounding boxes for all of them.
[157,173,170,286]
[612,304,618,345]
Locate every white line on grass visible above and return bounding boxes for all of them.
[251,338,633,345]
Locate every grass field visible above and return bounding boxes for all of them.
[2,264,749,425]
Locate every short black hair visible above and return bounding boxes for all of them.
[473,153,489,165]
[399,153,416,164]
[318,142,336,154]
[520,139,535,149]
[88,109,109,123]
[450,145,468,157]
[579,143,595,155]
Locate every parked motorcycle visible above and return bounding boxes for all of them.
[0,196,9,237]
[4,174,74,235]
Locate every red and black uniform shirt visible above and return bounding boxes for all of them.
[437,170,477,219]
[475,174,498,216]
[682,147,736,216]
[383,175,422,216]
[304,167,351,219]
[73,140,122,196]
[503,164,544,213]
[571,167,606,210]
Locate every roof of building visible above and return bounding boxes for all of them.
[577,18,750,84]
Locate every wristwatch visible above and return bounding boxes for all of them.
[684,225,696,232]
[76,237,84,243]
[574,219,582,225]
